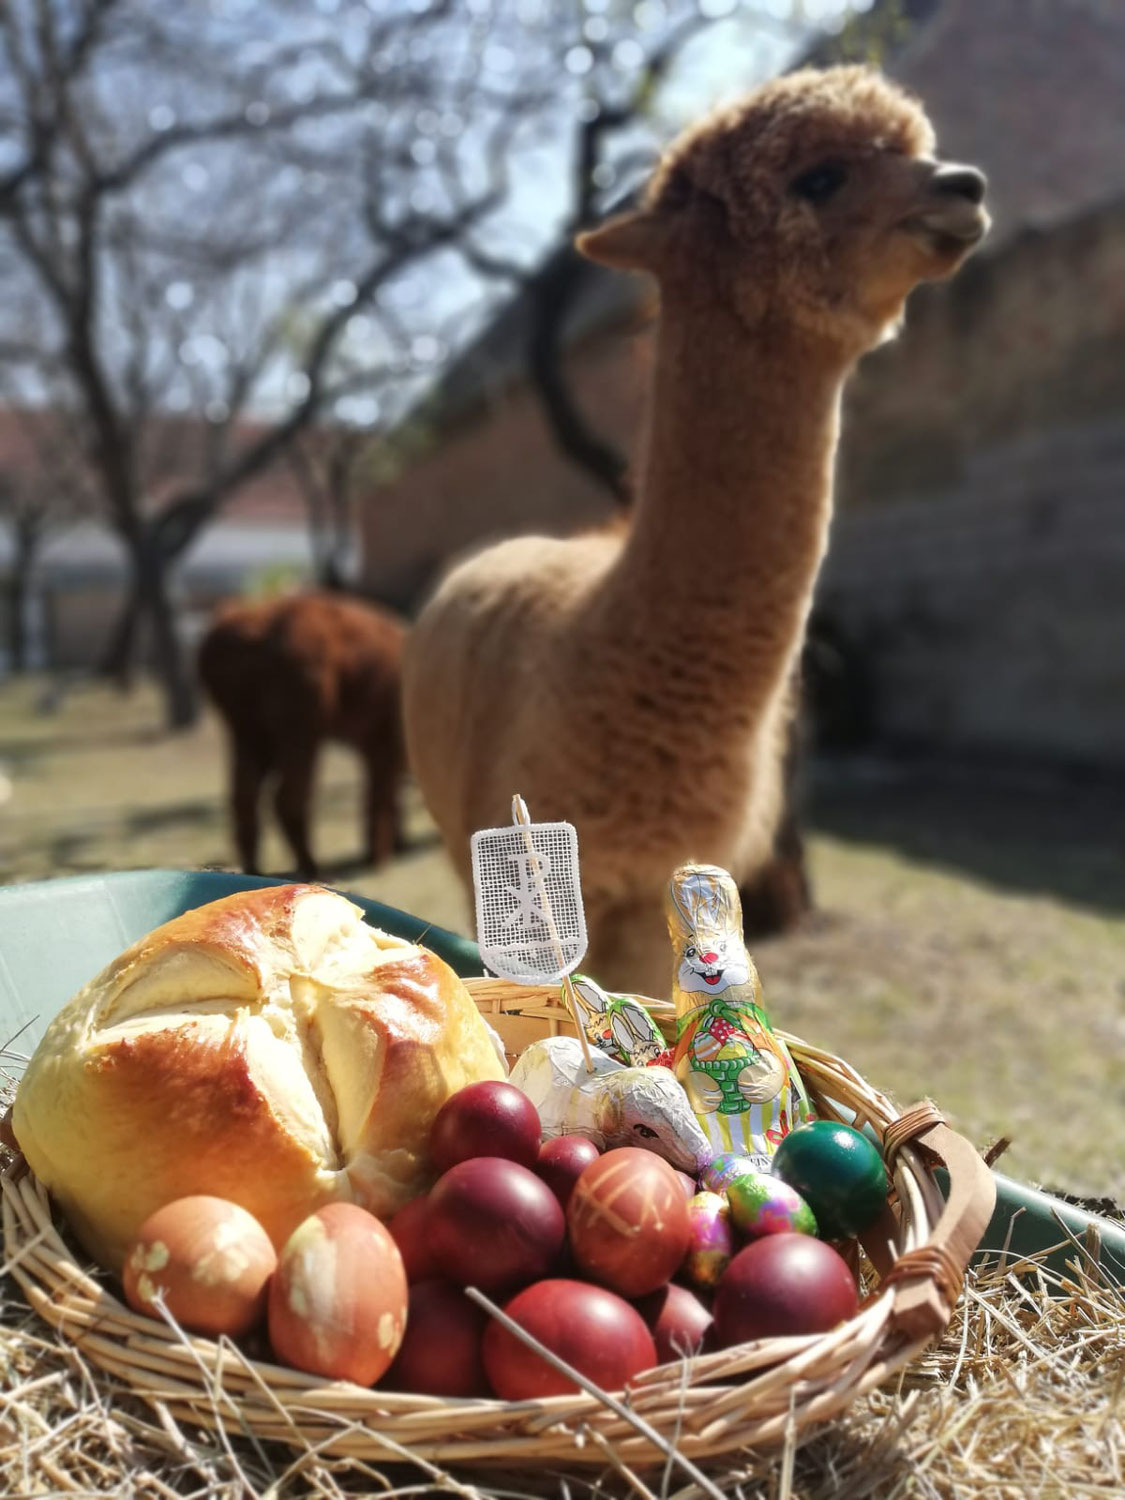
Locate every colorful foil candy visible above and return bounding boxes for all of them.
[726,1170,818,1239]
[683,1191,734,1288]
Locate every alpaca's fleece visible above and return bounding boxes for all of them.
[404,66,987,996]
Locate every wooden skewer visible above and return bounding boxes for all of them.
[511,794,595,1074]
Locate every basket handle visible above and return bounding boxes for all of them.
[877,1100,996,1340]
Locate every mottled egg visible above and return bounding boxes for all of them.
[771,1121,889,1241]
[122,1195,276,1338]
[268,1203,407,1385]
[701,1153,763,1195]
[726,1171,817,1240]
[682,1192,735,1288]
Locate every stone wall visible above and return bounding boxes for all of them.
[817,198,1125,764]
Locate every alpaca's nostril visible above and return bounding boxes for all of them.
[933,163,986,205]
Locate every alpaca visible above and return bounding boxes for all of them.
[403,66,988,996]
[198,591,406,878]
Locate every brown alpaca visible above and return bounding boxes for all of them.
[403,67,988,995]
[199,591,406,878]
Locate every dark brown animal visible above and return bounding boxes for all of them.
[198,592,406,877]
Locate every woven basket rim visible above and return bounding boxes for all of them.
[0,1019,966,1471]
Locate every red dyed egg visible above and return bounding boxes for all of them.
[536,1136,601,1209]
[714,1234,859,1345]
[483,1279,657,1399]
[386,1280,491,1397]
[634,1283,714,1363]
[123,1195,276,1338]
[268,1203,407,1384]
[429,1157,565,1292]
[388,1195,439,1283]
[430,1080,543,1172]
[567,1147,692,1297]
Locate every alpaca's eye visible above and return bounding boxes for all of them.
[791,161,848,203]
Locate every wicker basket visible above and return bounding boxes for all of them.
[0,976,996,1474]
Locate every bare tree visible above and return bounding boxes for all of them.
[0,0,866,729]
[0,401,94,672]
[460,2,816,507]
[0,0,537,725]
[286,425,373,592]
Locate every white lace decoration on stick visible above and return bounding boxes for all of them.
[471,795,593,1070]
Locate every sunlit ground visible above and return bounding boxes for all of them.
[2,674,1123,1202]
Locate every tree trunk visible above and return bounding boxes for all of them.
[98,581,142,689]
[107,530,198,728]
[140,551,198,729]
[4,519,43,674]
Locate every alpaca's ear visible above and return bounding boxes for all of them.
[576,209,664,271]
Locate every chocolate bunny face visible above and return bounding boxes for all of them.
[666,864,754,996]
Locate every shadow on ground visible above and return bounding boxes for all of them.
[806,753,1125,916]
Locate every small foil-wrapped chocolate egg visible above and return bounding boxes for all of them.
[727,1171,817,1239]
[701,1153,762,1195]
[683,1191,734,1288]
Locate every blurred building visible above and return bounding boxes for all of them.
[361,0,1125,766]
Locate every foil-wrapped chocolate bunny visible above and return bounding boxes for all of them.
[666,863,812,1170]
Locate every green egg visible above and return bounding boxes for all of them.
[770,1120,888,1241]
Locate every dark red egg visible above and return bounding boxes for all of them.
[714,1234,859,1345]
[429,1156,565,1293]
[674,1170,699,1201]
[567,1147,692,1297]
[536,1136,601,1209]
[388,1195,439,1284]
[634,1282,714,1363]
[385,1280,491,1397]
[430,1080,542,1172]
[483,1278,657,1399]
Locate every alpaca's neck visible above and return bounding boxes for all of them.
[604,298,850,713]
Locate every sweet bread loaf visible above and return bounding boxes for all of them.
[13,884,504,1270]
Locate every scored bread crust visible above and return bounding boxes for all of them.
[13,884,505,1271]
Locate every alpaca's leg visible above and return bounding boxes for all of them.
[274,742,319,879]
[582,892,673,1000]
[362,750,400,868]
[231,739,266,875]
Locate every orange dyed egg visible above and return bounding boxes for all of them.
[122,1195,276,1338]
[567,1147,692,1297]
[267,1203,407,1385]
